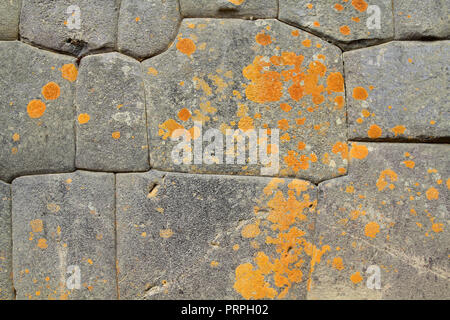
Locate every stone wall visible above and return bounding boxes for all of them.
[0,0,448,300]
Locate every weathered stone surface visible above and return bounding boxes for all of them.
[394,0,450,39]
[20,0,119,56]
[345,41,449,141]
[0,41,76,183]
[279,0,394,48]
[75,52,149,172]
[310,143,449,299]
[116,171,318,299]
[0,181,13,300]
[117,0,181,59]
[142,19,347,183]
[180,0,277,18]
[0,0,21,40]
[12,171,116,300]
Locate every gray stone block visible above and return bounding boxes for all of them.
[12,171,116,300]
[0,181,13,300]
[0,41,76,183]
[116,171,318,299]
[180,0,278,18]
[345,41,450,141]
[75,52,149,172]
[0,0,21,40]
[117,0,181,59]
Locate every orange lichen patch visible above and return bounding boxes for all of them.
[447,178,450,190]
[352,0,368,12]
[147,67,158,76]
[298,142,306,150]
[30,219,44,233]
[313,21,320,27]
[391,125,406,136]
[364,222,380,238]
[307,3,313,9]
[346,186,354,193]
[135,17,140,22]
[350,271,363,284]
[210,261,219,267]
[176,38,196,56]
[332,257,344,270]
[326,72,344,92]
[112,131,121,140]
[37,238,48,249]
[42,82,60,100]
[158,119,185,140]
[352,17,361,22]
[302,39,311,47]
[61,63,78,82]
[361,109,370,117]
[376,169,397,191]
[12,148,17,155]
[291,30,300,37]
[278,119,289,131]
[160,229,174,238]
[241,223,261,238]
[432,223,443,233]
[238,116,254,132]
[77,113,90,124]
[334,96,345,109]
[27,100,46,119]
[403,160,415,168]
[12,133,20,142]
[334,3,344,11]
[368,124,382,138]
[280,103,292,112]
[339,25,351,35]
[178,108,191,122]
[228,0,245,5]
[425,187,439,200]
[233,263,277,299]
[332,142,349,160]
[352,87,368,100]
[349,142,368,160]
[255,31,272,46]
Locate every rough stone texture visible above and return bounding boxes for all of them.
[279,0,394,49]
[180,0,278,18]
[310,143,449,299]
[116,171,317,299]
[75,52,149,172]
[143,19,347,183]
[0,181,13,300]
[117,0,181,59]
[394,0,450,39]
[0,41,76,183]
[20,0,120,56]
[345,41,450,141]
[0,0,21,40]
[12,171,116,300]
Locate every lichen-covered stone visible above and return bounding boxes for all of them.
[310,143,449,299]
[117,0,181,59]
[0,0,21,40]
[75,52,149,172]
[20,0,120,56]
[0,41,76,182]
[12,171,116,300]
[279,0,394,49]
[345,41,450,141]
[394,0,450,39]
[0,181,13,300]
[142,19,347,183]
[116,171,318,300]
[180,0,277,18]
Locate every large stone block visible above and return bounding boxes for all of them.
[142,19,347,183]
[0,181,13,300]
[0,41,76,182]
[279,0,394,49]
[20,0,120,56]
[116,171,318,299]
[118,0,181,59]
[180,0,278,18]
[309,143,449,299]
[75,52,149,172]
[12,171,116,300]
[345,41,449,141]
[0,0,21,40]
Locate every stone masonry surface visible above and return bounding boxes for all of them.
[0,0,448,300]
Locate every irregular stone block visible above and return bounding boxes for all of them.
[117,0,181,59]
[0,0,21,40]
[116,171,318,299]
[0,181,13,300]
[180,0,277,18]
[0,41,76,182]
[345,41,450,141]
[279,0,394,49]
[12,171,116,300]
[310,143,449,299]
[75,52,149,172]
[394,0,450,39]
[142,19,347,183]
[20,0,119,56]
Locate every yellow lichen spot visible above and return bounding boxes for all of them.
[112,131,121,140]
[42,82,61,100]
[176,38,196,56]
[238,116,254,132]
[37,238,48,249]
[376,169,397,191]
[11,147,18,154]
[241,223,260,238]
[228,0,245,4]
[425,187,439,200]
[30,219,44,233]
[332,257,344,270]
[160,229,174,238]
[233,244,240,251]
[210,260,219,267]
[47,203,60,213]
[12,133,20,142]
[147,67,158,76]
[350,271,363,284]
[391,125,406,136]
[432,223,443,233]
[364,222,380,238]
[87,259,93,265]
[27,100,46,119]
[61,64,78,82]
[403,160,415,168]
[78,113,90,124]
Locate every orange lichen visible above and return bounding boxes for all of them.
[112,131,121,139]
[37,238,48,249]
[241,223,261,238]
[391,125,406,136]
[61,64,78,82]
[425,187,439,200]
[158,119,184,140]
[255,32,272,46]
[352,0,368,12]
[280,103,292,112]
[352,87,368,100]
[160,229,174,238]
[291,30,300,37]
[334,3,344,11]
[403,160,415,168]
[302,39,311,47]
[376,169,397,191]
[349,142,368,160]
[228,0,245,5]
[364,222,380,238]
[42,82,60,100]
[78,113,90,124]
[432,223,443,233]
[178,108,191,122]
[350,271,363,284]
[176,38,196,56]
[332,257,345,270]
[327,72,344,92]
[12,133,20,142]
[30,219,43,233]
[238,116,254,132]
[332,142,349,160]
[339,25,351,35]
[27,100,46,119]
[368,124,382,138]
